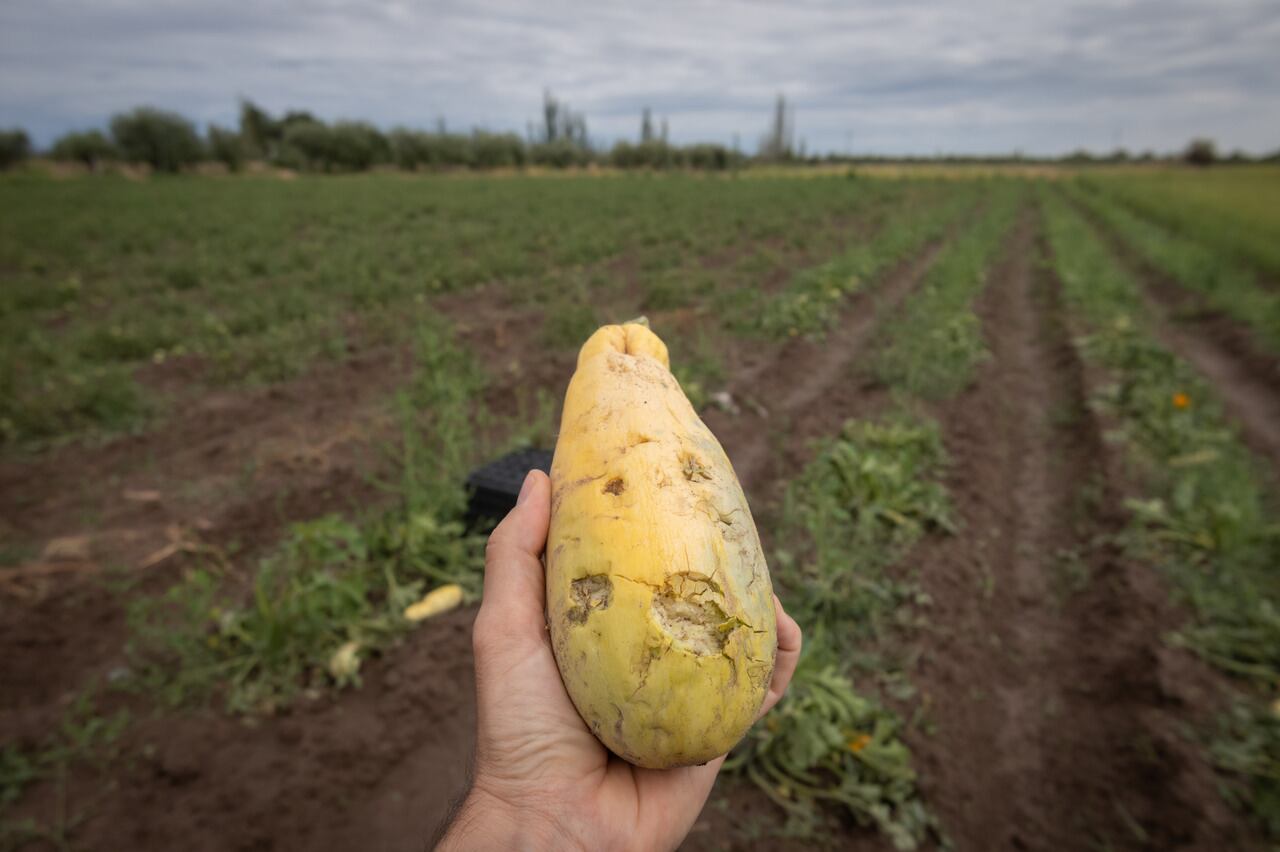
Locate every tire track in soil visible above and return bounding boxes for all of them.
[1072,204,1280,474]
[704,237,952,500]
[908,208,1234,851]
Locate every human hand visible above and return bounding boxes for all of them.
[437,470,802,852]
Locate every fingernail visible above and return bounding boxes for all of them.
[516,470,536,506]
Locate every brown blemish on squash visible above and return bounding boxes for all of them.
[551,473,604,512]
[680,452,712,482]
[567,574,613,624]
[626,433,655,448]
[603,477,625,495]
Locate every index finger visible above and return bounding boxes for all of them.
[758,595,802,718]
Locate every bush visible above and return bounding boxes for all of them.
[206,125,244,171]
[390,129,530,170]
[686,143,736,171]
[471,131,525,169]
[611,140,677,169]
[610,141,736,171]
[1185,138,1217,167]
[0,129,31,170]
[280,120,388,171]
[110,108,204,172]
[328,122,389,170]
[279,120,331,170]
[51,130,117,169]
[530,139,593,169]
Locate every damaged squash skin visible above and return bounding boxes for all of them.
[547,323,776,769]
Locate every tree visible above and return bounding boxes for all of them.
[238,99,280,160]
[1184,138,1217,166]
[758,94,794,160]
[641,107,654,143]
[51,130,117,169]
[207,125,245,171]
[540,90,589,149]
[110,108,203,172]
[0,129,31,170]
[327,122,389,170]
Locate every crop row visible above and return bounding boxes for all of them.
[742,183,986,340]
[1064,180,1280,356]
[728,187,1023,847]
[0,176,933,448]
[1041,188,1280,839]
[113,183,985,719]
[1079,171,1280,280]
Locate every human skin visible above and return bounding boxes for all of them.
[436,470,802,852]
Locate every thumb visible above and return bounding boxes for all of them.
[475,470,551,645]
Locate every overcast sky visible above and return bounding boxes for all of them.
[2,0,1278,155]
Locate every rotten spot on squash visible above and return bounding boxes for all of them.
[680,452,712,482]
[603,477,626,495]
[651,572,744,656]
[567,574,613,624]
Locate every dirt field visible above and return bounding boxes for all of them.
[2,169,1278,851]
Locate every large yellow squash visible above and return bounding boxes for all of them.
[546,322,776,768]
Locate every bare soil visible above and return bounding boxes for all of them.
[904,211,1249,851]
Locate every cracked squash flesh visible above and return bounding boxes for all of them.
[547,322,776,769]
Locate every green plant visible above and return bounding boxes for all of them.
[206,125,245,172]
[1210,700,1280,837]
[541,292,600,351]
[752,184,981,340]
[0,172,941,445]
[0,688,129,816]
[1067,181,1280,355]
[773,415,952,639]
[51,130,118,170]
[128,317,488,712]
[871,183,1020,397]
[727,660,941,849]
[1042,185,1280,838]
[668,329,726,410]
[0,129,30,170]
[1076,167,1280,280]
[109,107,204,172]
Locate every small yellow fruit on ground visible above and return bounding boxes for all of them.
[547,321,776,768]
[403,583,464,622]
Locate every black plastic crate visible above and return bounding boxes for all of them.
[465,447,554,529]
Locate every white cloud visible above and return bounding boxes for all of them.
[1,0,1277,154]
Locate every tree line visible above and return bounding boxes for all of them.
[0,91,1271,174]
[0,92,746,174]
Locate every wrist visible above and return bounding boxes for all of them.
[436,783,577,852]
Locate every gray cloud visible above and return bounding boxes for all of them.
[1,0,1277,154]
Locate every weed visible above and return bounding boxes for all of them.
[727,659,943,849]
[773,415,952,639]
[1210,700,1280,837]
[0,687,129,825]
[668,328,726,411]
[732,412,951,847]
[128,317,488,712]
